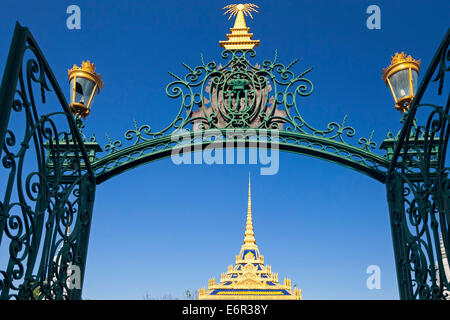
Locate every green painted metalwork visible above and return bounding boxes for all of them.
[0,22,448,300]
[0,23,96,299]
[91,50,389,183]
[385,29,450,300]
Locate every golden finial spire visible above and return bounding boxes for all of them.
[219,4,260,50]
[244,173,256,245]
[199,173,302,300]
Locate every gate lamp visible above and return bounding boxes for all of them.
[382,52,421,113]
[68,61,104,119]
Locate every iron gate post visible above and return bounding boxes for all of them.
[386,172,414,299]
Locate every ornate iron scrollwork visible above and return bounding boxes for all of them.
[386,29,450,300]
[92,49,388,183]
[0,20,447,300]
[0,23,96,300]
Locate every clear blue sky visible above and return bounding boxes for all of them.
[0,0,449,299]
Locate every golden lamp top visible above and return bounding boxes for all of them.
[68,60,104,91]
[382,52,421,83]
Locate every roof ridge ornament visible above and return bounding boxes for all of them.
[219,3,260,50]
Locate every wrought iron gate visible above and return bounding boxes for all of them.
[0,22,448,299]
[385,30,450,299]
[0,23,96,300]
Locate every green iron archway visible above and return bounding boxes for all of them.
[91,129,390,184]
[0,22,448,299]
[88,49,390,184]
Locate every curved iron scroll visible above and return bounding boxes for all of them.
[0,23,96,299]
[92,50,389,183]
[387,29,450,300]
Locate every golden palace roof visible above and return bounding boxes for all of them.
[198,176,302,300]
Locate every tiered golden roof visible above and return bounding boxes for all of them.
[198,176,302,300]
[219,4,260,50]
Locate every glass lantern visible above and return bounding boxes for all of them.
[382,52,421,113]
[68,61,104,119]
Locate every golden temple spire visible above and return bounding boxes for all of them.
[244,174,257,246]
[233,8,247,29]
[219,4,260,50]
[198,176,302,300]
